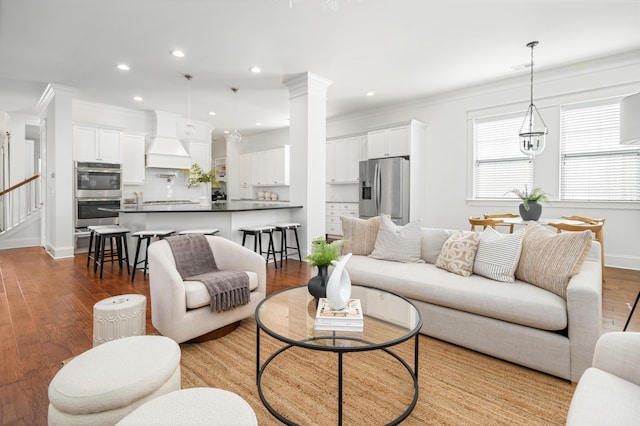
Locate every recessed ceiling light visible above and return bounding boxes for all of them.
[116,63,130,71]
[208,111,216,116]
[133,96,143,102]
[256,122,262,126]
[170,50,185,58]
[250,66,261,73]
[223,130,230,134]
[366,91,375,97]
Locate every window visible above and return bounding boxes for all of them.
[473,114,533,199]
[561,99,640,201]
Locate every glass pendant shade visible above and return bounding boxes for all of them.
[184,74,195,137]
[518,41,547,159]
[519,104,547,158]
[229,129,242,143]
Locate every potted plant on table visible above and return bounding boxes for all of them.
[305,238,343,300]
[505,185,549,221]
[183,163,222,206]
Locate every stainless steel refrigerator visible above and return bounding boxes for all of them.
[359,157,410,225]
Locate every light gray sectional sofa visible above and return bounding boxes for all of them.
[344,225,602,383]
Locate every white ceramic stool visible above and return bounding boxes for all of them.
[116,388,258,426]
[93,294,147,346]
[48,335,181,426]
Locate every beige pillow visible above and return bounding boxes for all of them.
[515,223,592,299]
[369,215,423,263]
[340,216,381,256]
[436,231,481,277]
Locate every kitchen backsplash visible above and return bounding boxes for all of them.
[124,167,206,202]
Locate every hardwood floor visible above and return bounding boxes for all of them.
[0,246,639,425]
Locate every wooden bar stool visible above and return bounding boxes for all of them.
[131,229,176,282]
[93,226,131,279]
[178,229,219,235]
[239,226,277,268]
[86,225,121,268]
[272,222,302,268]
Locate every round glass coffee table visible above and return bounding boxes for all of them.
[255,284,423,425]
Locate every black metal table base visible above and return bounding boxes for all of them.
[256,324,420,426]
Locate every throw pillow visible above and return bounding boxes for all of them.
[340,215,381,256]
[420,228,458,264]
[515,223,592,299]
[436,231,481,277]
[473,227,525,283]
[369,215,424,263]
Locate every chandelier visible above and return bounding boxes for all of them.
[518,41,547,159]
[184,74,196,137]
[228,87,242,143]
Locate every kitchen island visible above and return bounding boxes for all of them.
[101,201,303,254]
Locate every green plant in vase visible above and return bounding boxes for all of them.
[183,163,222,188]
[505,185,549,221]
[305,238,343,299]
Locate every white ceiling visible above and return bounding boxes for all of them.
[1,0,639,141]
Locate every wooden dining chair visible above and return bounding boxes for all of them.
[469,216,503,232]
[484,213,520,234]
[547,221,606,281]
[561,215,605,225]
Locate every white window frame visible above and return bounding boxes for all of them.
[472,112,534,200]
[560,98,640,202]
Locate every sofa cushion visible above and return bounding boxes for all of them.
[345,255,568,331]
[436,231,481,277]
[184,271,258,310]
[369,215,423,263]
[340,215,381,255]
[473,227,525,283]
[420,228,458,264]
[515,223,592,299]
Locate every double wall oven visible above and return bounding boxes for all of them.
[74,162,122,252]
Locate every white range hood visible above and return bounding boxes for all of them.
[146,111,192,169]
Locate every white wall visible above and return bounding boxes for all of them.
[321,50,640,270]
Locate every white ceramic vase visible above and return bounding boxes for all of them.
[326,253,352,310]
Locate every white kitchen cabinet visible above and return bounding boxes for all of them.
[250,146,290,186]
[189,141,211,171]
[367,125,409,159]
[121,134,145,184]
[239,153,253,199]
[327,136,363,184]
[73,125,122,163]
[326,202,359,236]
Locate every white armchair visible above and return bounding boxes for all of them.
[148,236,266,343]
[566,332,640,425]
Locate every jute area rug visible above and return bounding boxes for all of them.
[180,318,575,425]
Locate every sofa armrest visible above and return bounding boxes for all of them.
[566,252,602,382]
[592,332,640,386]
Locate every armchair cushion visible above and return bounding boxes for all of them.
[185,272,259,310]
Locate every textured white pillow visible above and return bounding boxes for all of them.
[435,231,481,277]
[473,227,525,283]
[369,215,423,263]
[420,228,458,264]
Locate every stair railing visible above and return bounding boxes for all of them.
[0,173,42,233]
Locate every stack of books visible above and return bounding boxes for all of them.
[314,298,364,332]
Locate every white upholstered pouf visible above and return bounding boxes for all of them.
[93,294,147,346]
[116,388,258,426]
[48,335,181,426]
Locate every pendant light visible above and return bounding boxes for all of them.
[184,74,195,137]
[229,87,242,143]
[518,41,547,159]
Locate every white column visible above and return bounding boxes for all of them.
[36,84,77,259]
[283,72,331,257]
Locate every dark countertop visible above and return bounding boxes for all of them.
[101,201,303,213]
